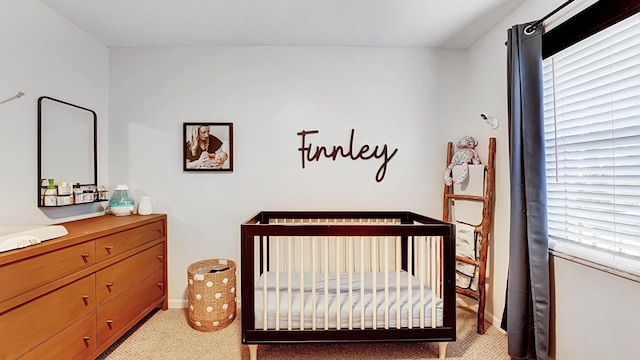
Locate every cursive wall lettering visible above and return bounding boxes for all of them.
[297,129,398,182]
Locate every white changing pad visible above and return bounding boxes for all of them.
[0,225,68,253]
[254,271,443,330]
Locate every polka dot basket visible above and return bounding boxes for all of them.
[187,259,237,332]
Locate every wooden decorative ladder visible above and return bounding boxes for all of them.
[442,137,496,334]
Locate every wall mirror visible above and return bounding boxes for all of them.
[38,96,97,206]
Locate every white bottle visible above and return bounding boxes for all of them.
[138,196,152,215]
[43,179,57,207]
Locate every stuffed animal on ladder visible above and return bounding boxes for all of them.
[443,135,481,186]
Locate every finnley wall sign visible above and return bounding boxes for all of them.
[297,129,398,182]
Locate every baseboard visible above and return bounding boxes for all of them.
[487,311,506,335]
[168,298,243,309]
[168,299,187,309]
[456,296,506,335]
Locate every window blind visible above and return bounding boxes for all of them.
[542,13,640,275]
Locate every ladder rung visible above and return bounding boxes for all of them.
[457,287,479,299]
[456,255,481,267]
[446,194,484,201]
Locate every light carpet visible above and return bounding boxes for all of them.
[97,305,508,359]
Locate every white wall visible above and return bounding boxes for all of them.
[550,256,640,359]
[466,0,640,359]
[108,46,467,306]
[0,0,109,225]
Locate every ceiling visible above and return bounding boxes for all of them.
[38,0,526,49]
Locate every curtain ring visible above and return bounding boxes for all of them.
[524,25,536,35]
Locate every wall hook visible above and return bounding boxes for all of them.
[0,91,25,106]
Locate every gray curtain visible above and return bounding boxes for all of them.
[501,23,550,360]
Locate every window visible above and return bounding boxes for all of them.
[542,13,640,275]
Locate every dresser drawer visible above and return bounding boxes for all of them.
[0,275,95,360]
[97,270,164,345]
[96,243,164,306]
[18,313,96,360]
[0,241,95,304]
[95,220,165,261]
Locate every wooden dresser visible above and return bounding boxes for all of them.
[0,214,168,360]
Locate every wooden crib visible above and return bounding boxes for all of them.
[241,211,456,359]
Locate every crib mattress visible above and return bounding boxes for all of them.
[254,271,444,330]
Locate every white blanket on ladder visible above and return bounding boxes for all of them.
[455,222,479,291]
[452,164,485,226]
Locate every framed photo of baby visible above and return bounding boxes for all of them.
[183,122,233,172]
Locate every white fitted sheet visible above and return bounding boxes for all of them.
[254,271,443,330]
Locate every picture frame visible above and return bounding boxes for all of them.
[183,122,234,172]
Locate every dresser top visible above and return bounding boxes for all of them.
[0,214,166,266]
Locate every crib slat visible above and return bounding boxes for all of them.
[407,236,413,329]
[262,235,268,330]
[312,235,317,330]
[371,235,377,330]
[419,236,424,329]
[324,235,329,330]
[383,236,389,329]
[336,233,341,330]
[395,236,401,329]
[287,236,293,330]
[348,235,353,330]
[300,237,304,330]
[426,235,431,292]
[431,236,437,328]
[360,234,365,330]
[274,232,281,330]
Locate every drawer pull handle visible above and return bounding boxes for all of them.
[82,295,90,304]
[156,228,163,233]
[105,245,114,252]
[106,319,114,328]
[157,255,164,261]
[106,282,114,290]
[83,336,91,345]
[157,283,164,289]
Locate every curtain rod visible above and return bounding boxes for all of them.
[527,0,576,33]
